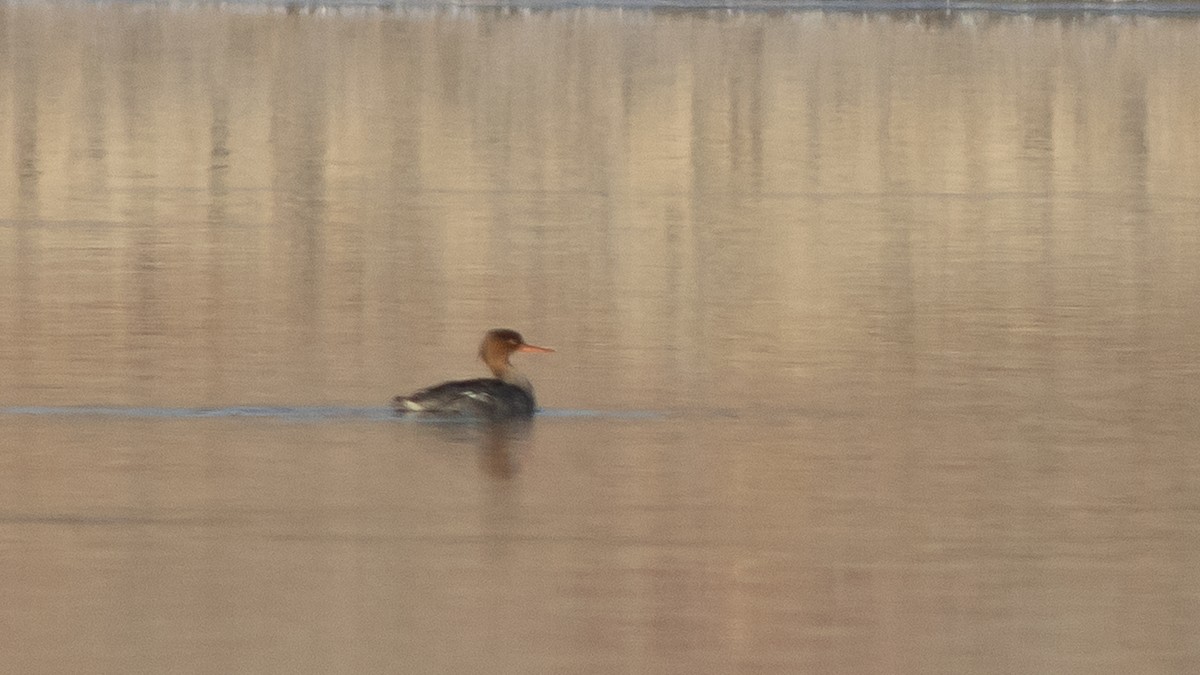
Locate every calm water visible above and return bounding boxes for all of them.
[2,4,1200,672]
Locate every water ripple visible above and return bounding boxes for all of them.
[0,406,662,421]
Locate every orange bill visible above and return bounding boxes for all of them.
[517,342,555,353]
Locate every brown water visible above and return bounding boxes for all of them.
[2,4,1200,672]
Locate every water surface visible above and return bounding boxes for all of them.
[1,4,1199,672]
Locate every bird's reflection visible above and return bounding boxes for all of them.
[478,419,531,479]
[408,417,533,480]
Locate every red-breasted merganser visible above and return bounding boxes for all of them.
[392,328,554,418]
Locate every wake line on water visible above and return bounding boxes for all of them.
[0,406,662,421]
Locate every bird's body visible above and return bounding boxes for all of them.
[394,377,537,418]
[392,329,553,419]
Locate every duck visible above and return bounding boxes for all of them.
[392,328,554,418]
